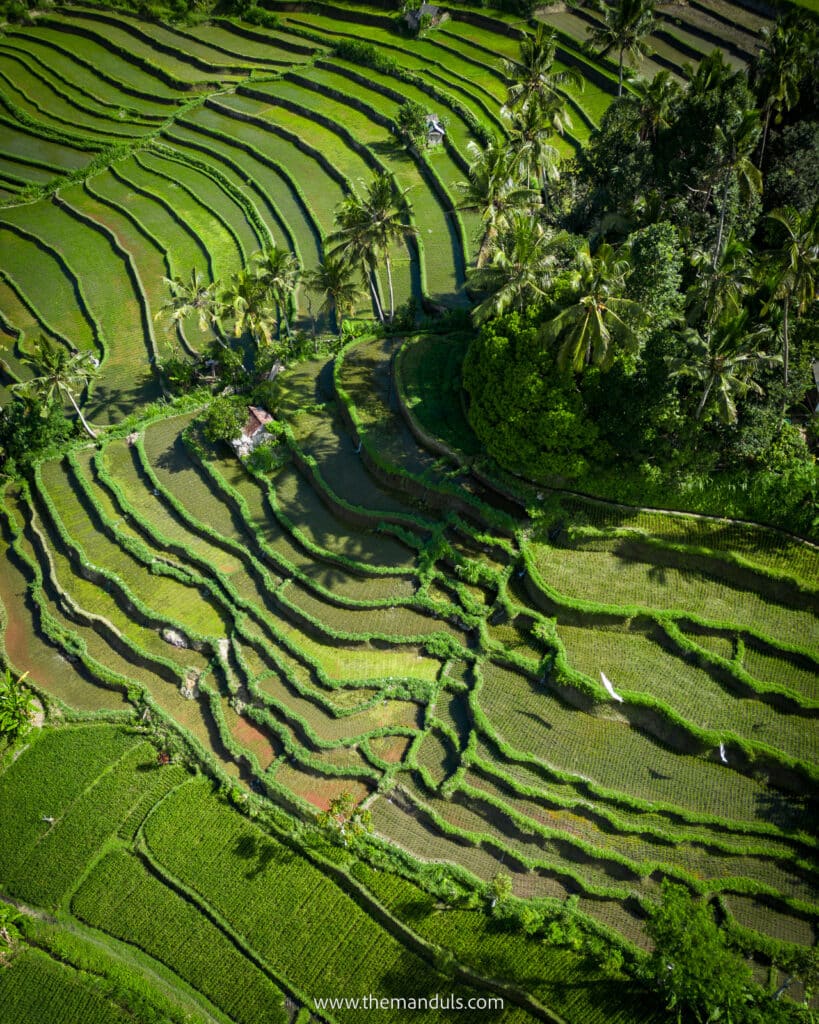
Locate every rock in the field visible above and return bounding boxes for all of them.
[180,670,200,700]
[161,627,189,649]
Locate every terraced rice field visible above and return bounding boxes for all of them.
[0,0,771,412]
[2,3,816,1021]
[3,320,816,967]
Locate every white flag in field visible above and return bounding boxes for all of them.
[600,671,624,703]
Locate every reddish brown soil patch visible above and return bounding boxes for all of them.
[276,763,371,811]
[230,716,279,770]
[299,778,371,812]
[369,735,412,764]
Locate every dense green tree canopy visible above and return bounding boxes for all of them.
[644,881,800,1024]
[454,15,817,534]
[463,312,598,481]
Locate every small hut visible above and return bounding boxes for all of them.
[232,405,274,458]
[405,3,447,34]
[425,113,446,146]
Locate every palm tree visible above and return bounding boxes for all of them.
[156,267,220,346]
[503,95,562,192]
[363,172,416,323]
[458,139,536,267]
[303,254,364,334]
[501,23,583,111]
[763,203,819,389]
[688,232,756,331]
[468,212,565,324]
[751,22,806,167]
[328,195,385,323]
[252,246,301,340]
[711,109,762,269]
[218,268,277,348]
[328,173,416,323]
[684,48,739,102]
[630,70,681,142]
[588,0,657,97]
[540,242,642,373]
[13,334,99,438]
[668,313,778,423]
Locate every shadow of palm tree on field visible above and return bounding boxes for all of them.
[85,372,159,423]
[233,832,294,879]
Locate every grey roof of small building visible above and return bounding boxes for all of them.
[406,4,440,29]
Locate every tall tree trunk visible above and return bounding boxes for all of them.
[275,300,283,343]
[385,254,395,323]
[695,376,714,420]
[306,293,317,353]
[367,267,386,324]
[213,325,231,352]
[782,293,789,389]
[330,294,340,336]
[758,104,772,170]
[66,389,96,439]
[712,174,730,270]
[477,224,496,269]
[541,161,557,213]
[618,48,624,98]
[284,289,294,337]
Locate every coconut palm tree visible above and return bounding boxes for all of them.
[155,267,221,349]
[683,49,738,102]
[751,21,806,167]
[763,202,819,388]
[13,334,99,438]
[588,0,657,97]
[458,139,536,268]
[328,173,416,323]
[328,194,386,323]
[252,246,301,340]
[668,313,778,423]
[363,172,416,323]
[502,23,583,111]
[503,95,562,192]
[218,268,277,348]
[541,242,642,373]
[689,232,756,331]
[468,212,565,324]
[712,109,762,268]
[303,254,364,334]
[630,69,682,142]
